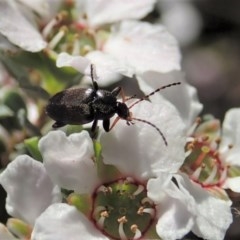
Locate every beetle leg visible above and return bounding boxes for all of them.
[103,119,110,132]
[112,87,135,103]
[90,64,99,91]
[111,86,121,97]
[91,119,98,133]
[109,116,120,131]
[119,87,127,103]
[52,121,66,128]
[111,86,129,103]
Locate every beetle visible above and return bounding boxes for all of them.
[46,64,181,145]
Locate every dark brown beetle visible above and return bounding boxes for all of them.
[46,65,180,145]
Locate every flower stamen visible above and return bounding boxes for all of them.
[118,216,128,240]
[42,11,68,38]
[132,185,144,196]
[131,224,142,239]
[182,133,231,191]
[187,117,201,135]
[191,165,204,180]
[97,211,109,229]
[137,206,155,218]
[72,34,80,55]
[48,26,68,49]
[97,185,112,194]
[93,206,106,219]
[203,164,218,184]
[141,197,154,205]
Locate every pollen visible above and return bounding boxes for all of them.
[201,145,210,153]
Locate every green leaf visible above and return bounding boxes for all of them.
[0,51,29,80]
[24,137,42,161]
[0,105,14,118]
[0,50,83,97]
[0,91,27,130]
[2,91,27,113]
[19,83,50,100]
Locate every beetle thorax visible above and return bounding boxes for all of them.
[116,102,130,120]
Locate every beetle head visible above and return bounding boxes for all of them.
[116,102,130,120]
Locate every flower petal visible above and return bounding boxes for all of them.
[156,201,193,240]
[39,130,99,193]
[104,20,181,74]
[83,0,156,27]
[0,223,17,240]
[84,51,134,85]
[220,108,240,166]
[223,176,240,193]
[57,51,134,85]
[101,98,186,180]
[17,0,49,17]
[56,52,91,74]
[148,177,194,240]
[147,173,173,203]
[0,1,47,52]
[176,174,232,240]
[31,203,108,240]
[0,34,18,51]
[137,71,203,128]
[0,155,61,225]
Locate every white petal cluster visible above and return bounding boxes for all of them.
[0,155,61,225]
[0,1,235,240]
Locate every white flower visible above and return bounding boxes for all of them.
[55,0,180,84]
[0,0,181,85]
[31,98,194,239]
[57,19,180,85]
[182,108,240,195]
[31,174,195,240]
[0,155,61,225]
[175,109,240,240]
[135,71,233,239]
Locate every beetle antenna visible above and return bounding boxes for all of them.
[90,64,99,90]
[128,82,181,109]
[109,116,168,146]
[131,117,168,146]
